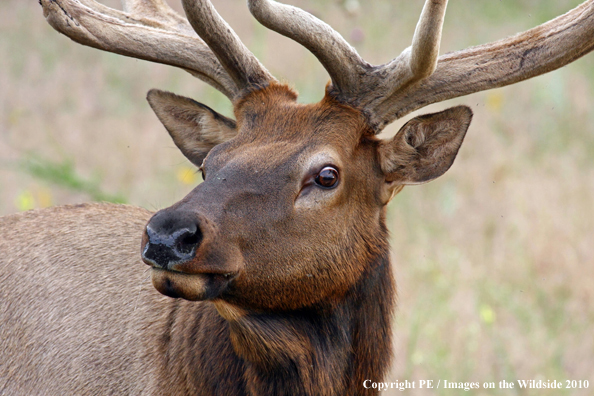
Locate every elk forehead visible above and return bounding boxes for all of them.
[196,87,380,235]
[232,85,369,146]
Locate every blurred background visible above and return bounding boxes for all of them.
[1,0,593,394]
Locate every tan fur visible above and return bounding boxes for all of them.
[0,204,166,394]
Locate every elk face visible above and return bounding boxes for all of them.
[141,84,472,311]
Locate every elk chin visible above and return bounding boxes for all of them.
[150,268,232,301]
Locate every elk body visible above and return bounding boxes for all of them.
[1,0,594,395]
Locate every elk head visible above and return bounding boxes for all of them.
[40,0,594,310]
[141,85,471,309]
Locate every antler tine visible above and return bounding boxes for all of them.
[41,0,236,98]
[182,0,276,91]
[353,0,449,122]
[247,0,369,96]
[409,0,448,81]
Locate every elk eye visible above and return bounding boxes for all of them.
[314,166,339,188]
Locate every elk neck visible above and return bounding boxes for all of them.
[156,222,395,396]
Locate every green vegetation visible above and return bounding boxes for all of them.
[20,155,127,204]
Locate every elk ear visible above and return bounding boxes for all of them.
[378,106,472,187]
[147,89,237,167]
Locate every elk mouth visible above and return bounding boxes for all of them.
[150,268,236,301]
[140,211,241,301]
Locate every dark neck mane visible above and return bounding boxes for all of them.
[160,246,395,396]
[225,249,395,396]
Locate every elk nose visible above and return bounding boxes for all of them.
[141,213,203,269]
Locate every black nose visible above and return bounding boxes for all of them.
[142,212,203,269]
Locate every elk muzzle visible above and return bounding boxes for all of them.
[141,209,240,301]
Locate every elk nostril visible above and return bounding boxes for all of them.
[143,221,203,269]
[175,227,202,256]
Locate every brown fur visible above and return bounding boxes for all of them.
[379,106,473,184]
[147,90,238,168]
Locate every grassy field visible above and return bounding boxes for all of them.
[1,0,593,394]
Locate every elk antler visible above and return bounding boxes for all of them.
[40,0,275,99]
[247,0,449,123]
[248,0,370,95]
[41,0,594,132]
[248,0,594,132]
[408,0,448,81]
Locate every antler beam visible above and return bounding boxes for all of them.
[41,0,235,97]
[40,0,275,99]
[247,0,593,133]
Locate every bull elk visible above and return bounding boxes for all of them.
[1,0,593,395]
